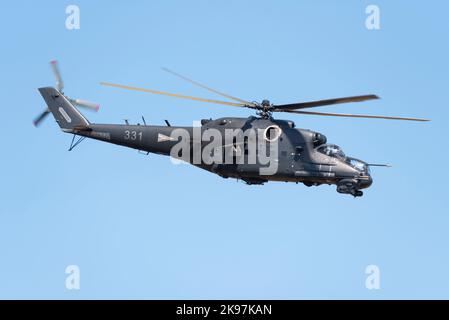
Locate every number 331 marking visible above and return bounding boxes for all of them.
[124,130,143,141]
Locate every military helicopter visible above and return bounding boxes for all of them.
[35,61,429,197]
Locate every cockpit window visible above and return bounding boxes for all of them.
[317,144,346,159]
[347,157,370,174]
[316,144,370,175]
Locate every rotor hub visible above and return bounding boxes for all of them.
[255,99,274,119]
[261,99,271,108]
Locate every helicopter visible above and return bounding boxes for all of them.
[35,61,429,197]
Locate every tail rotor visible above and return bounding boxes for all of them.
[33,60,100,127]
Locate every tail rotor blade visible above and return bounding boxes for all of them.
[33,109,50,127]
[70,99,100,111]
[50,60,64,92]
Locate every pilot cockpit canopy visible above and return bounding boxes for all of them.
[317,144,346,159]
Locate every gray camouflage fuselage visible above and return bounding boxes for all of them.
[39,86,372,196]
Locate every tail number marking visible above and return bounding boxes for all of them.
[124,130,143,141]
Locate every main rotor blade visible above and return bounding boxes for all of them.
[273,95,380,111]
[100,82,249,107]
[279,109,430,122]
[50,60,64,92]
[33,109,50,127]
[162,68,255,106]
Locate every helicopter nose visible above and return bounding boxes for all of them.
[359,175,373,189]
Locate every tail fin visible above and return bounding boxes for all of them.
[38,87,90,132]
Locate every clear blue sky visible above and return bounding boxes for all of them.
[0,0,448,299]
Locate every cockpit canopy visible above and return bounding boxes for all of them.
[347,157,370,174]
[313,132,327,147]
[317,144,370,174]
[317,144,346,159]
